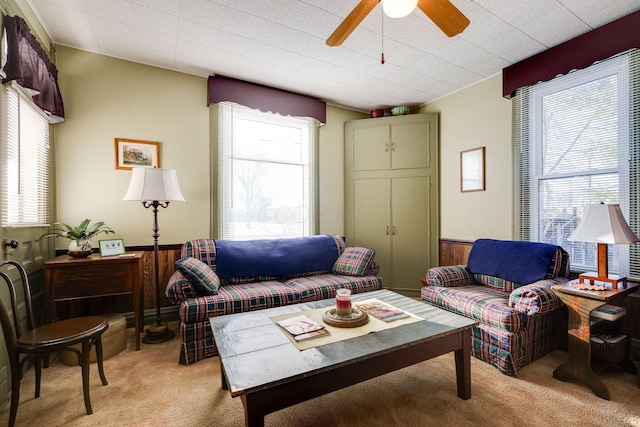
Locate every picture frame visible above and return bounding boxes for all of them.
[115,138,160,170]
[460,147,486,192]
[99,239,126,257]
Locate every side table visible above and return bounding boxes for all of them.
[551,280,639,399]
[44,252,144,351]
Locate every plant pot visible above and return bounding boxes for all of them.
[68,239,92,258]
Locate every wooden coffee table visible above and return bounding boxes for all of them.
[210,289,477,427]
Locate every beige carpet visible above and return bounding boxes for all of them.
[1,322,640,427]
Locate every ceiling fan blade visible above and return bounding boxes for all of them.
[417,0,470,37]
[326,0,379,47]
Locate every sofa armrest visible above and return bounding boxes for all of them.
[508,278,566,315]
[425,265,474,287]
[165,271,199,303]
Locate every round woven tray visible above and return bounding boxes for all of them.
[322,308,369,328]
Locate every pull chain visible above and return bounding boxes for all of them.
[381,7,385,64]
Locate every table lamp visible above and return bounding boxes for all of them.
[124,167,185,343]
[568,202,639,288]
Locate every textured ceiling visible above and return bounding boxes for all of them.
[27,0,640,112]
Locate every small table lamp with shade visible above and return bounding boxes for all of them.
[568,202,640,289]
[123,167,185,343]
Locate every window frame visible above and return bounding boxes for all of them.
[217,101,319,240]
[517,50,639,278]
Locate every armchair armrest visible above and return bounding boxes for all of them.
[425,265,474,288]
[508,278,566,315]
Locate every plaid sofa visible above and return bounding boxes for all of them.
[421,240,570,376]
[166,235,383,365]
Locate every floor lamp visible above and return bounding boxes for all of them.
[124,167,185,344]
[568,202,640,289]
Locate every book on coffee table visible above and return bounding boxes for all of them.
[356,300,409,322]
[277,314,326,337]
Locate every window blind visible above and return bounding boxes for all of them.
[218,102,318,240]
[1,83,51,226]
[516,49,640,278]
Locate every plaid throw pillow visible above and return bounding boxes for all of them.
[175,256,220,296]
[332,247,375,276]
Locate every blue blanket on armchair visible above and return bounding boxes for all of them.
[215,235,339,279]
[466,239,558,285]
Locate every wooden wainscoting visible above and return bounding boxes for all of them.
[439,238,474,266]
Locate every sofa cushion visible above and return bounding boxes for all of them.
[467,239,558,287]
[332,247,375,276]
[175,257,220,296]
[421,285,524,332]
[286,273,384,302]
[179,281,301,323]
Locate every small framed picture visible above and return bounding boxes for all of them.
[99,239,126,257]
[115,138,160,170]
[460,147,486,192]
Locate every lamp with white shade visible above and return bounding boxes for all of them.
[568,202,639,288]
[124,167,185,343]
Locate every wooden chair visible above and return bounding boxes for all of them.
[0,260,109,427]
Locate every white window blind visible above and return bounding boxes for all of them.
[516,49,640,278]
[218,102,318,240]
[1,84,51,226]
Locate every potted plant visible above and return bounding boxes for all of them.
[40,218,115,257]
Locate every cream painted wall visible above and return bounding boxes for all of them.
[418,75,514,241]
[54,47,210,247]
[318,105,367,235]
[54,47,365,248]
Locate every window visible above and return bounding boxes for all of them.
[1,83,51,226]
[516,50,640,277]
[218,102,318,240]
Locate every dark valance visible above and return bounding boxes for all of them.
[2,15,65,123]
[503,10,640,99]
[208,75,326,124]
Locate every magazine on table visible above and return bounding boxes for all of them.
[356,300,410,322]
[277,314,329,340]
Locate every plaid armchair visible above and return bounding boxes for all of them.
[421,239,570,376]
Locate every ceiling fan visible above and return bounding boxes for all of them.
[326,0,470,47]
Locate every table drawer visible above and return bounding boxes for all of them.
[50,264,134,300]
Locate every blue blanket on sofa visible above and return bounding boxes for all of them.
[466,239,558,285]
[215,235,339,279]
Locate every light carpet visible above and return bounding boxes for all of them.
[1,322,640,427]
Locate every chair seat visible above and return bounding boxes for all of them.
[17,316,108,349]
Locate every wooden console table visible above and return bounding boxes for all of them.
[44,252,144,351]
[551,280,639,399]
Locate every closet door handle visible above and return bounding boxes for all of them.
[391,226,397,235]
[391,142,396,152]
[386,226,390,235]
[385,143,389,152]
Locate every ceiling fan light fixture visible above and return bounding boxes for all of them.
[382,0,418,18]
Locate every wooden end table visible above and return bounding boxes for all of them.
[551,280,639,399]
[44,252,144,351]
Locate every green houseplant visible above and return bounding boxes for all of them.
[40,218,115,255]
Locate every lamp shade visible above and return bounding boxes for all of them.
[381,0,418,18]
[123,167,185,202]
[568,203,640,244]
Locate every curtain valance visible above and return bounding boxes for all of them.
[2,15,65,123]
[208,75,326,124]
[503,10,640,99]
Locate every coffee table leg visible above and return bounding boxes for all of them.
[220,359,228,390]
[454,330,472,400]
[241,395,265,427]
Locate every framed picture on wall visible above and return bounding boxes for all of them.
[460,147,485,192]
[115,138,160,170]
